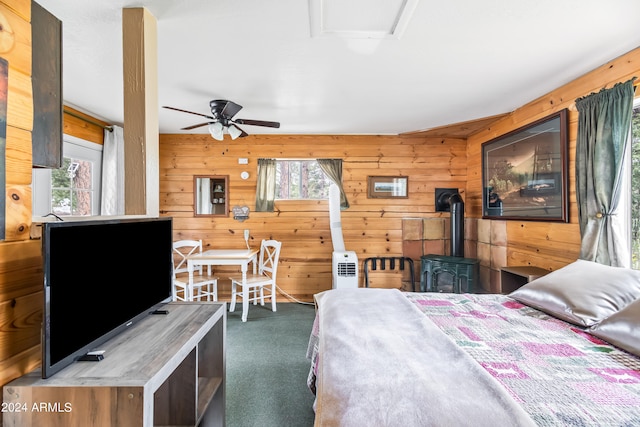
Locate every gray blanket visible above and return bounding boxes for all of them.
[314,288,536,427]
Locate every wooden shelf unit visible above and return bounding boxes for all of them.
[3,302,226,427]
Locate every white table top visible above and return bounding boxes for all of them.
[190,248,258,260]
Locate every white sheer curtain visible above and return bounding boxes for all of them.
[197,177,213,214]
[100,125,125,215]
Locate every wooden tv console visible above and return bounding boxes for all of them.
[3,302,226,427]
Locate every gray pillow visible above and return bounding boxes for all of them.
[588,298,640,356]
[509,259,640,327]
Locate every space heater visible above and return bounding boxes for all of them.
[329,184,359,288]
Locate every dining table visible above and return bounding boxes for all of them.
[187,248,259,321]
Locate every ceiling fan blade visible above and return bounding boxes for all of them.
[234,118,280,128]
[163,105,214,120]
[181,122,211,130]
[220,100,243,119]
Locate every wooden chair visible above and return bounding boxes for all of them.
[172,239,219,301]
[229,239,282,321]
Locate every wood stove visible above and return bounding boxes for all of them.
[420,254,479,293]
[424,189,479,293]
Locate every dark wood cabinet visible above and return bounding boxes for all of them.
[31,1,63,168]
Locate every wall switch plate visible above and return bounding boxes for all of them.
[238,158,248,164]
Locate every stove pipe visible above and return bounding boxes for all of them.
[449,193,464,258]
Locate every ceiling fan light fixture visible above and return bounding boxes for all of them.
[208,122,224,140]
[228,124,242,140]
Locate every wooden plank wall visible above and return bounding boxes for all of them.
[0,0,107,390]
[467,46,640,282]
[159,134,467,301]
[0,0,42,390]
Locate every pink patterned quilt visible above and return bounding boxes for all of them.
[307,291,640,426]
[403,292,640,426]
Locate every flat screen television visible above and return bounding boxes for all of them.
[41,216,173,378]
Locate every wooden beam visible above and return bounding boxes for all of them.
[122,7,159,215]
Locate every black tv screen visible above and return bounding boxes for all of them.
[41,217,173,378]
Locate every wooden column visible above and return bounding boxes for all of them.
[122,7,159,216]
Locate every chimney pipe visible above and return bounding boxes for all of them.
[449,193,464,258]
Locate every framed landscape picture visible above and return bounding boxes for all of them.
[482,109,569,222]
[367,176,408,199]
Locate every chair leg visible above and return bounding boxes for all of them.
[271,283,277,312]
[230,281,237,312]
[260,286,265,306]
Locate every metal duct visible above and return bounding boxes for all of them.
[449,193,464,258]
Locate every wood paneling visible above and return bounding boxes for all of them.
[159,134,467,301]
[0,239,42,386]
[401,113,509,139]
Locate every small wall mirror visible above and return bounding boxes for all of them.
[194,175,229,217]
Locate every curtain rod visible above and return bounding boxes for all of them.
[64,110,113,132]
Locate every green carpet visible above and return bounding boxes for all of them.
[225,302,317,427]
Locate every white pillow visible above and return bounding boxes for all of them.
[509,259,640,327]
[588,298,640,356]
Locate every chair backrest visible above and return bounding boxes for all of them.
[173,239,203,275]
[258,239,282,280]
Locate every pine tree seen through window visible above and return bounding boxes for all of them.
[51,156,95,216]
[275,160,332,199]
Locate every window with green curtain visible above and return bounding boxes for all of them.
[255,158,349,211]
[575,78,636,267]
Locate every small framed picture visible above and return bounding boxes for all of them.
[367,176,408,199]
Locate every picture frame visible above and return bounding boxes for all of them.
[481,109,569,222]
[367,176,408,199]
[0,57,7,240]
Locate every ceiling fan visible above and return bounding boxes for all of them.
[162,99,280,140]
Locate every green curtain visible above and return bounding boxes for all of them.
[255,158,276,212]
[575,78,636,267]
[317,158,350,209]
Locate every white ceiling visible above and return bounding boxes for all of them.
[35,0,640,137]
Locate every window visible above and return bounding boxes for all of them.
[631,102,640,269]
[32,135,103,217]
[275,160,333,200]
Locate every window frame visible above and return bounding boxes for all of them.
[274,159,332,201]
[32,135,103,218]
[628,98,640,269]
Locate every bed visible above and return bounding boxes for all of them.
[307,260,640,426]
